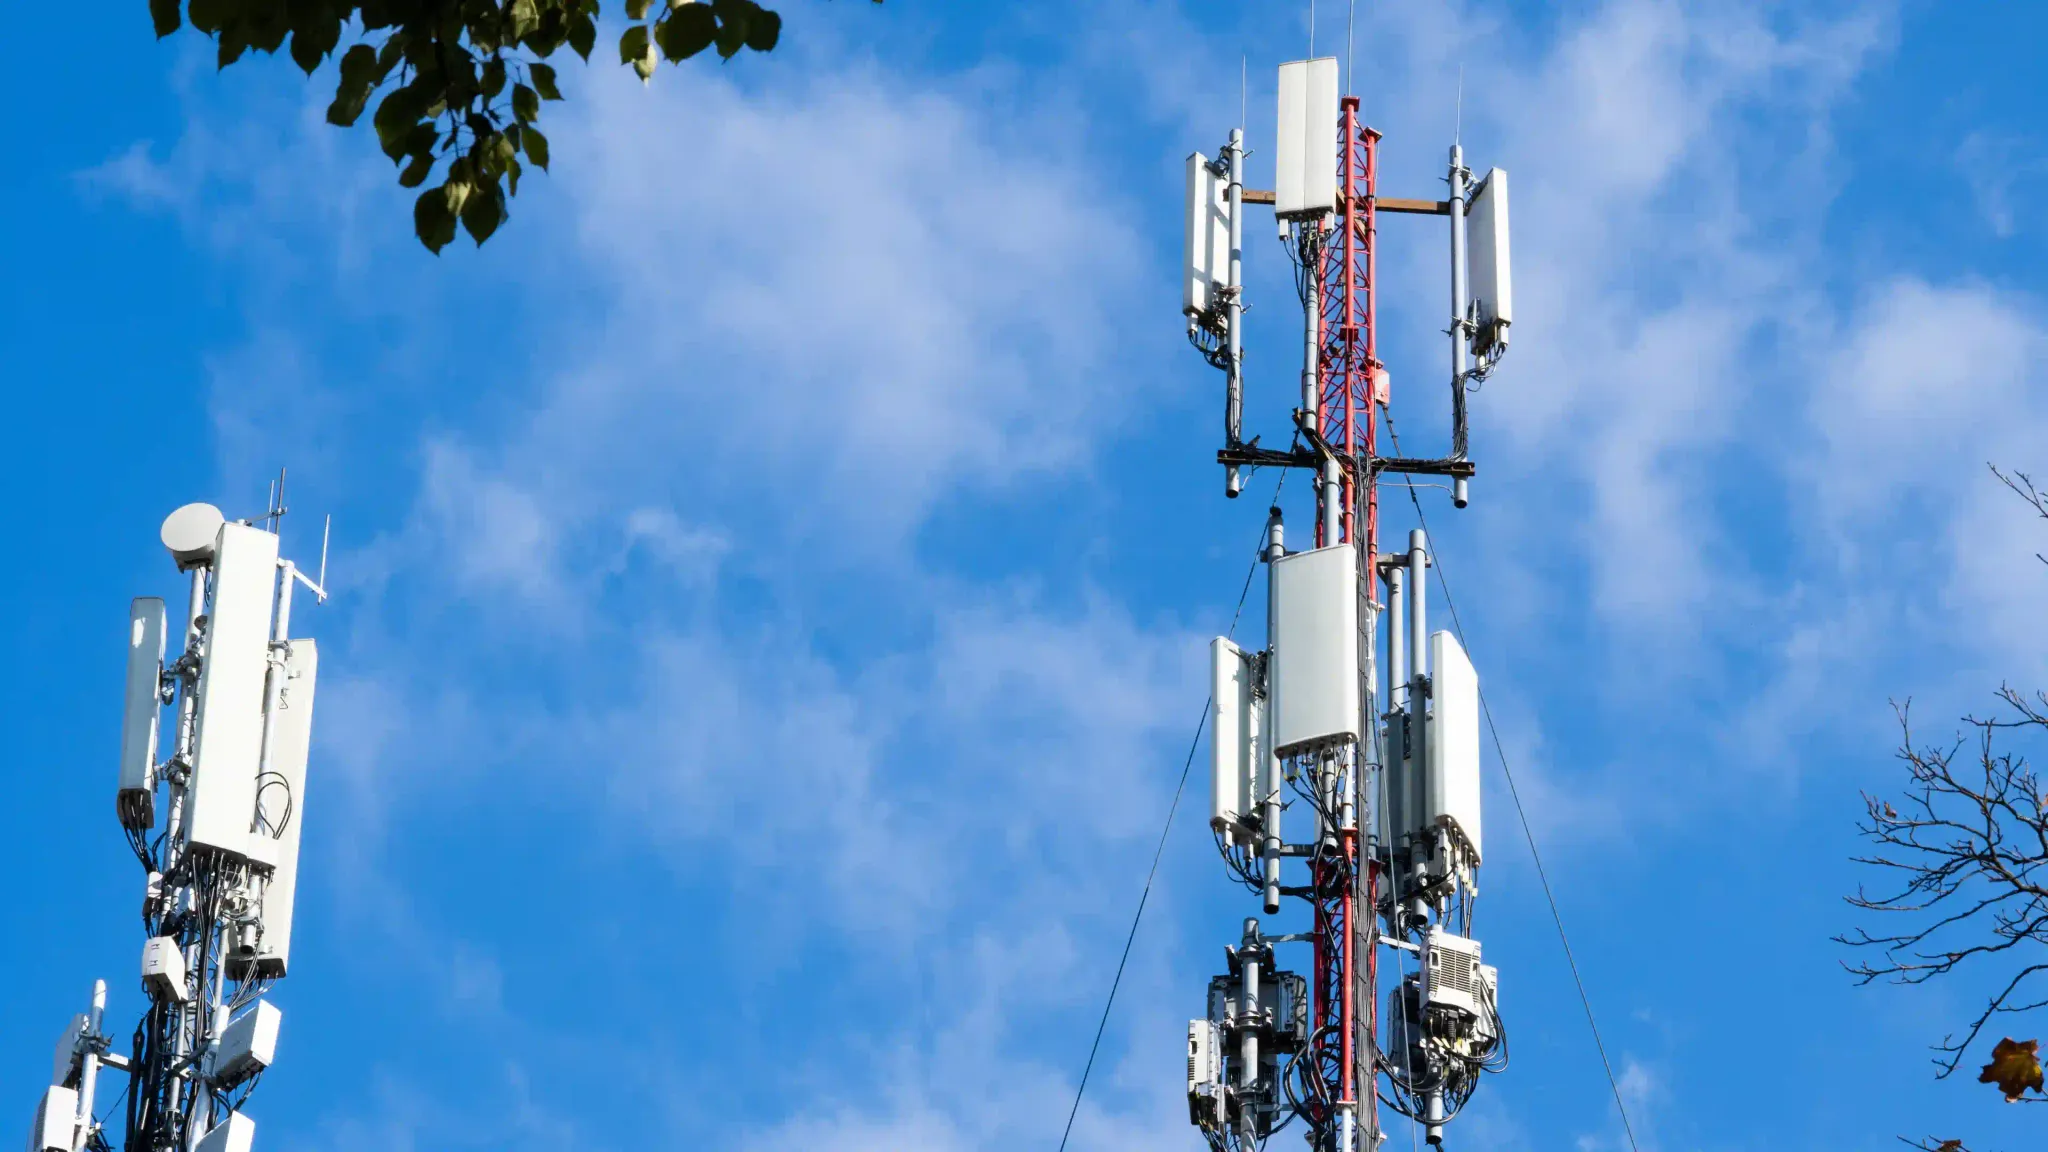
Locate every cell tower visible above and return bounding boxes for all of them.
[1183,58,1512,1151]
[25,491,328,1152]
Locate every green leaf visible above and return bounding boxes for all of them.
[150,0,181,38]
[567,12,596,59]
[626,0,654,17]
[654,5,716,61]
[414,185,458,254]
[529,61,562,100]
[506,154,524,197]
[509,0,541,40]
[402,121,438,163]
[248,9,291,53]
[525,18,567,57]
[398,150,436,188]
[288,13,343,73]
[485,130,518,176]
[714,13,747,60]
[216,21,249,68]
[512,83,540,123]
[618,23,649,64]
[744,7,781,51]
[375,34,407,81]
[620,24,657,80]
[460,179,507,245]
[327,43,378,126]
[482,58,507,98]
[372,86,428,160]
[186,0,226,31]
[523,126,550,171]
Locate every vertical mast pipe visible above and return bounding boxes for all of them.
[1262,509,1285,916]
[1226,128,1246,500]
[1406,529,1428,786]
[1447,145,1471,470]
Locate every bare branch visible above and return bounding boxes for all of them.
[1843,693,2048,1076]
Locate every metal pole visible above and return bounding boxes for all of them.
[72,981,106,1152]
[1240,918,1262,1142]
[1387,567,1407,711]
[1447,144,1472,505]
[1406,531,1430,924]
[1302,233,1322,442]
[1321,458,1342,549]
[1263,509,1286,916]
[253,562,296,833]
[1407,530,1428,712]
[1226,128,1246,497]
[169,565,207,1151]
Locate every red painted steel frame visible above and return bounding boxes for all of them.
[1309,96,1381,1152]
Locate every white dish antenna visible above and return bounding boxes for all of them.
[160,503,226,570]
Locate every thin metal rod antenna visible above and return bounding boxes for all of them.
[1309,0,1316,58]
[1347,0,1356,95]
[317,514,332,599]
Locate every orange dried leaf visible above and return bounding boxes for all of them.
[1978,1037,2044,1102]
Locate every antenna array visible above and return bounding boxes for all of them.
[1182,58,1513,1151]
[27,496,328,1152]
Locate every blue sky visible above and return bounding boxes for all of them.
[6,0,2048,1148]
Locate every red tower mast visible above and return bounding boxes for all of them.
[1309,95,1380,1152]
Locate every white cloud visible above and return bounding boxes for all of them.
[498,61,1154,554]
[1810,277,2048,681]
[1952,129,2048,240]
[1444,0,1889,627]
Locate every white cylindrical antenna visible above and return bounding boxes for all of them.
[1387,563,1407,709]
[317,514,331,598]
[1300,244,1320,436]
[73,980,108,1149]
[1262,507,1286,915]
[1320,457,1341,544]
[160,503,226,571]
[1407,530,1428,687]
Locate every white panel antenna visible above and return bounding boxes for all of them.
[1209,637,1259,838]
[1275,58,1339,220]
[1426,629,1482,865]
[193,1112,255,1152]
[1186,1019,1223,1128]
[118,597,168,829]
[27,1085,78,1152]
[1270,544,1360,755]
[1184,153,1232,321]
[1467,168,1512,359]
[187,522,280,859]
[243,639,317,979]
[49,1015,85,1087]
